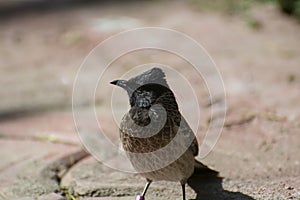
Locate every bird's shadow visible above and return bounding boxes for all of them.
[187,172,254,200]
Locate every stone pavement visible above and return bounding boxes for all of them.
[0,109,299,200]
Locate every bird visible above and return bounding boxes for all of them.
[110,67,217,200]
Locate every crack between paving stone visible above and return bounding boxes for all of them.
[40,148,90,199]
[223,113,256,128]
[37,147,138,199]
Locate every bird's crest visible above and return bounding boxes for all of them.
[129,67,169,88]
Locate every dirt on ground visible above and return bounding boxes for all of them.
[0,1,299,200]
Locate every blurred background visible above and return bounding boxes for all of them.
[0,0,299,199]
[0,0,299,118]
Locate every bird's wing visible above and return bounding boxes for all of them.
[173,115,199,157]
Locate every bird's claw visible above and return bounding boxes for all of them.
[136,195,145,200]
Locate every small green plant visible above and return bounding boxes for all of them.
[191,0,300,22]
[245,16,263,30]
[278,0,296,14]
[278,0,300,20]
[190,0,267,15]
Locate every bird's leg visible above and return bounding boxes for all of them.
[182,184,186,200]
[142,179,152,196]
[136,179,152,200]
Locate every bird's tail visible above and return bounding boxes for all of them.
[193,159,219,177]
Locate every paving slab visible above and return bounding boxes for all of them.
[37,193,66,200]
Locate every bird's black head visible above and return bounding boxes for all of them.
[110,68,171,108]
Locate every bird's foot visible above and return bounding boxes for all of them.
[136,195,145,200]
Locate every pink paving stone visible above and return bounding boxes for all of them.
[0,111,80,145]
[0,111,119,146]
[37,193,65,200]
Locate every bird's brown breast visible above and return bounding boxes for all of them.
[120,111,176,154]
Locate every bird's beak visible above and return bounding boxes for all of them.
[110,79,128,89]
